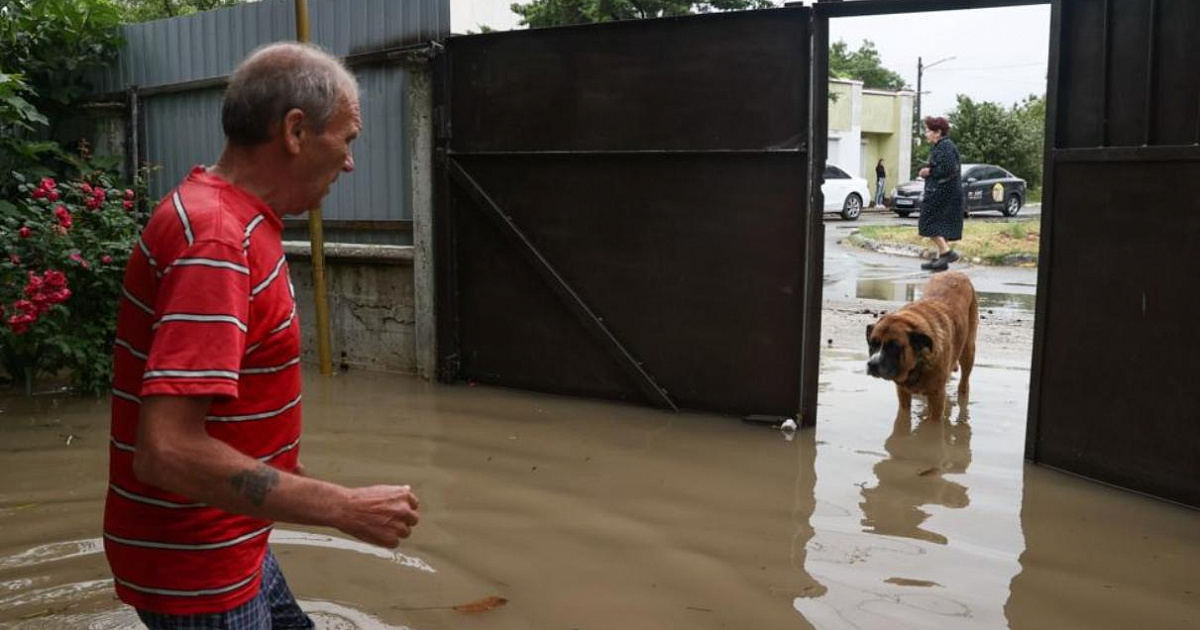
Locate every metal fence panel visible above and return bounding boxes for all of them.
[98,0,447,91]
[97,0,447,243]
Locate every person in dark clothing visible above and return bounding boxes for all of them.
[917,116,964,271]
[874,158,887,207]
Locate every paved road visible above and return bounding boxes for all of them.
[820,205,1040,316]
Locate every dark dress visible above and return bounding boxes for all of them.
[918,137,964,241]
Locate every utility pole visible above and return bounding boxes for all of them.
[916,56,923,138]
[915,55,956,135]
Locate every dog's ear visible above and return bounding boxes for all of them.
[908,331,933,354]
[865,323,875,343]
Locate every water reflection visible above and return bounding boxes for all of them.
[859,413,973,545]
[790,428,828,600]
[856,277,1036,314]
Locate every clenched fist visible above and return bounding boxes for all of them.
[337,484,420,548]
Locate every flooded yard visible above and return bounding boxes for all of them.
[1,299,1198,629]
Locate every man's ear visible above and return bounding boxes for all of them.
[282,108,306,156]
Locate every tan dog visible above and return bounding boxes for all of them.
[866,272,978,421]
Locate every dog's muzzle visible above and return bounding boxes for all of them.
[867,352,883,377]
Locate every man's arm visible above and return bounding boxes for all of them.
[133,395,419,548]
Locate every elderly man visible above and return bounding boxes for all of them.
[104,42,419,629]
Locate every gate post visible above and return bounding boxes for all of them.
[410,68,437,380]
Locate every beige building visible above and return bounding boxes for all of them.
[828,78,915,204]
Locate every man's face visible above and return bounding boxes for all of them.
[292,92,361,213]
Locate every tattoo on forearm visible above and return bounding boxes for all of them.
[230,465,280,507]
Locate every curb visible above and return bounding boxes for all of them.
[846,234,932,259]
[844,233,1038,267]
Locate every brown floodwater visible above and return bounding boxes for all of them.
[1,341,1198,628]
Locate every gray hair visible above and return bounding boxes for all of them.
[221,42,359,146]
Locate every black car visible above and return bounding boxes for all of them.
[891,163,1027,218]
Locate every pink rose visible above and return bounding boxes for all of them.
[101,255,113,264]
[31,187,46,200]
[8,313,36,335]
[19,227,31,238]
[55,206,72,230]
[43,270,67,288]
[47,190,60,201]
[124,189,134,200]
[24,276,44,295]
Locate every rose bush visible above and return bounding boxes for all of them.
[1,160,146,395]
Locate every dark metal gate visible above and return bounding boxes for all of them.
[1028,0,1200,508]
[434,8,817,419]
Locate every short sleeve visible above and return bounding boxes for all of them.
[140,240,251,400]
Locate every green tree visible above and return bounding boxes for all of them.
[1012,94,1045,191]
[947,93,1044,190]
[829,39,908,92]
[0,0,124,121]
[510,0,776,28]
[114,0,244,22]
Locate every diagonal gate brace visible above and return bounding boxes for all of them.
[447,158,678,412]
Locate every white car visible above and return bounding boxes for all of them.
[822,163,869,221]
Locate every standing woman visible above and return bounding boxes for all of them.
[874,158,887,207]
[917,116,964,271]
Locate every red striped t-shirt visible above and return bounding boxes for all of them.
[104,166,302,615]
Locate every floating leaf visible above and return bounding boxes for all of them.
[886,577,941,588]
[453,596,508,614]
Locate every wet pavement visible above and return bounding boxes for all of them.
[2,229,1199,629]
[823,215,1039,322]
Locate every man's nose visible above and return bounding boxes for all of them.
[343,153,355,173]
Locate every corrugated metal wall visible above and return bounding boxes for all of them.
[102,0,448,244]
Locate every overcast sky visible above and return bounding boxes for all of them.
[449,1,1051,116]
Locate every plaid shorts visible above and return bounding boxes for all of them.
[137,550,314,630]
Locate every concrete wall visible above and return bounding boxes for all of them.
[287,244,417,373]
[828,80,864,176]
[862,90,897,134]
[896,93,914,182]
[828,82,914,194]
[829,80,856,131]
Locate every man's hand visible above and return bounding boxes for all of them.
[336,485,421,548]
[919,167,931,179]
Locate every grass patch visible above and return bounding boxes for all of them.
[852,218,1041,266]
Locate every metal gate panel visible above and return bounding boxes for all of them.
[1029,0,1200,507]
[436,9,813,417]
